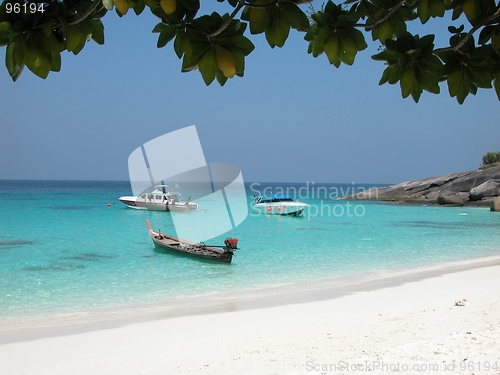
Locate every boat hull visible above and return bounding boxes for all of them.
[253,202,308,216]
[119,196,197,211]
[118,197,147,209]
[151,239,233,263]
[146,221,233,263]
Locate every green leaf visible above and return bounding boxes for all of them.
[198,48,217,85]
[152,23,166,34]
[388,63,402,84]
[40,21,53,38]
[392,17,408,38]
[25,43,52,79]
[223,35,255,56]
[248,6,272,35]
[447,66,471,104]
[324,35,340,67]
[233,48,245,77]
[179,0,200,12]
[0,22,11,47]
[265,16,290,48]
[215,69,228,86]
[341,35,359,65]
[494,72,500,100]
[134,2,146,15]
[40,33,65,53]
[174,30,185,59]
[279,2,309,32]
[478,25,495,45]
[467,66,492,88]
[51,52,61,72]
[379,66,392,85]
[102,0,114,11]
[90,20,105,45]
[416,65,440,94]
[73,35,87,55]
[417,0,431,23]
[6,41,23,81]
[376,20,394,45]
[66,25,84,53]
[371,50,388,61]
[79,20,94,36]
[310,37,324,57]
[400,66,415,98]
[348,29,367,51]
[157,25,177,48]
[188,41,207,64]
[411,83,423,102]
[447,67,463,97]
[429,0,446,17]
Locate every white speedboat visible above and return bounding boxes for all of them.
[118,185,198,212]
[252,195,309,216]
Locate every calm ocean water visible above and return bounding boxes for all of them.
[1,180,500,325]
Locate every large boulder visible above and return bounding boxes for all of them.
[491,197,500,212]
[469,179,500,201]
[437,194,465,206]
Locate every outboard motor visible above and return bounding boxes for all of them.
[224,238,238,250]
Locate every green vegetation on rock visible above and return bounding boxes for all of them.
[482,151,500,166]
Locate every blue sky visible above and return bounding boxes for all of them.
[0,2,498,184]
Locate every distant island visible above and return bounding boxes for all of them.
[343,164,500,208]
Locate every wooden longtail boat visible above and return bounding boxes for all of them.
[146,220,238,264]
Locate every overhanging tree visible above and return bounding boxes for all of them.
[1,0,499,103]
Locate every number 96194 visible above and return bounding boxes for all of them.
[5,2,46,14]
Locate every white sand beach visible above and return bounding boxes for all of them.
[1,263,499,375]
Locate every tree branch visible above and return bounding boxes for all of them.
[353,0,407,30]
[206,0,246,38]
[433,6,500,55]
[361,0,376,21]
[244,0,312,8]
[53,0,102,29]
[68,0,102,25]
[205,0,311,38]
[244,0,277,8]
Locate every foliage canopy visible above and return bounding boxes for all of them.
[1,0,500,103]
[483,151,500,165]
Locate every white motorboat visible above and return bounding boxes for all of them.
[118,185,198,211]
[252,195,309,216]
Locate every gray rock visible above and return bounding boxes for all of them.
[344,165,500,205]
[491,197,500,212]
[437,194,465,206]
[469,179,500,201]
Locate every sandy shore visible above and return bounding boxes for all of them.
[1,263,500,375]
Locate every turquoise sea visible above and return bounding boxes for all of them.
[1,180,500,329]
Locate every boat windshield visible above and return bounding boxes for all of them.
[256,197,294,204]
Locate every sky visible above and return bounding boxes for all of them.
[0,2,498,185]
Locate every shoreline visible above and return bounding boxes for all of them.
[1,260,499,374]
[2,254,500,346]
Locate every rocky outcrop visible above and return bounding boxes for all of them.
[344,165,500,206]
[469,179,500,201]
[491,197,500,212]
